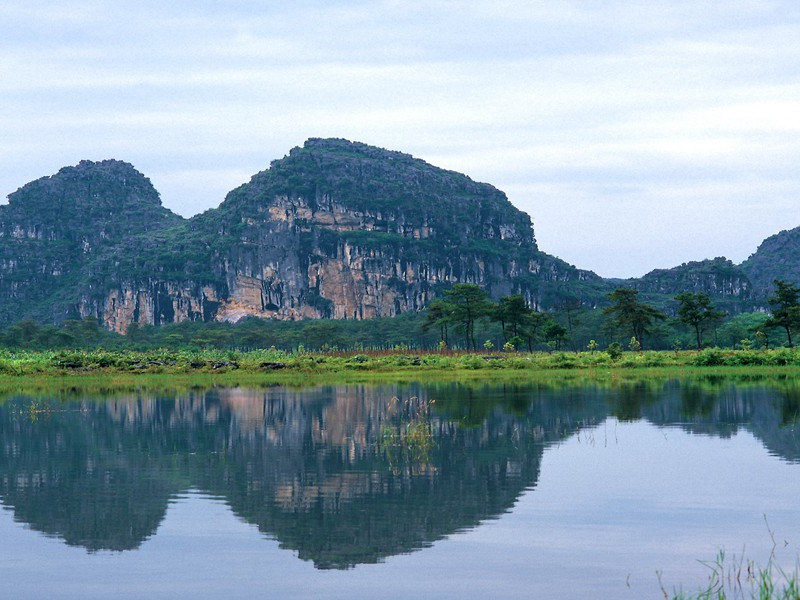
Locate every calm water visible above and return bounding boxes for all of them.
[2,377,800,598]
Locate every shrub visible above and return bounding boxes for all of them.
[459,355,485,370]
[691,348,728,367]
[606,343,623,360]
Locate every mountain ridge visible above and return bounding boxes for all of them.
[1,139,602,331]
[0,138,794,330]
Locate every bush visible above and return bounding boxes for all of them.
[549,353,577,369]
[459,355,485,370]
[606,343,623,360]
[691,348,728,367]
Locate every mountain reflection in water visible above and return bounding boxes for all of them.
[1,377,799,569]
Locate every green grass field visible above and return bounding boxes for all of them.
[2,347,800,381]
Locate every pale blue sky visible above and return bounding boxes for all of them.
[2,1,799,277]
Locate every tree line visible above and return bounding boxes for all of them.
[423,279,800,352]
[0,280,799,352]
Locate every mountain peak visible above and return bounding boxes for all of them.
[225,138,536,249]
[2,158,180,234]
[8,158,163,210]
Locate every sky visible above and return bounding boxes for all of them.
[2,1,799,278]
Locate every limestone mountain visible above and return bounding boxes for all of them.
[3,138,798,331]
[618,257,756,313]
[616,229,800,312]
[0,139,603,331]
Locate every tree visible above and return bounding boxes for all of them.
[765,280,800,347]
[675,292,727,350]
[716,312,768,349]
[603,289,666,351]
[521,311,550,352]
[422,298,455,347]
[442,284,496,350]
[495,294,530,340]
[544,321,568,351]
[557,296,582,351]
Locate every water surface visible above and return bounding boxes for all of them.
[2,377,800,598]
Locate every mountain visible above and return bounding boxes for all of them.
[615,257,757,313]
[614,229,800,310]
[2,138,798,332]
[0,160,181,326]
[740,226,800,294]
[0,139,604,331]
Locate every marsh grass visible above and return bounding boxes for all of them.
[3,347,800,379]
[664,519,800,600]
[378,396,435,474]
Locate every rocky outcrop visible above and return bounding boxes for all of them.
[5,138,796,331]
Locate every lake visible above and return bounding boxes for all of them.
[1,376,800,598]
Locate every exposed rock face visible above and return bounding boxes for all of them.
[1,139,602,331]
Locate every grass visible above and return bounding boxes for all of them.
[664,520,800,600]
[664,552,800,600]
[3,347,800,380]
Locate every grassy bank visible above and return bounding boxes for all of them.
[2,347,800,380]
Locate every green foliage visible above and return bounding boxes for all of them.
[603,288,667,350]
[765,280,800,347]
[606,342,623,360]
[675,291,727,350]
[442,284,496,350]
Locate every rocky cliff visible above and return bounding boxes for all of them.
[629,258,751,298]
[0,139,604,332]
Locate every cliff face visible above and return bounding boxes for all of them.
[1,139,603,331]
